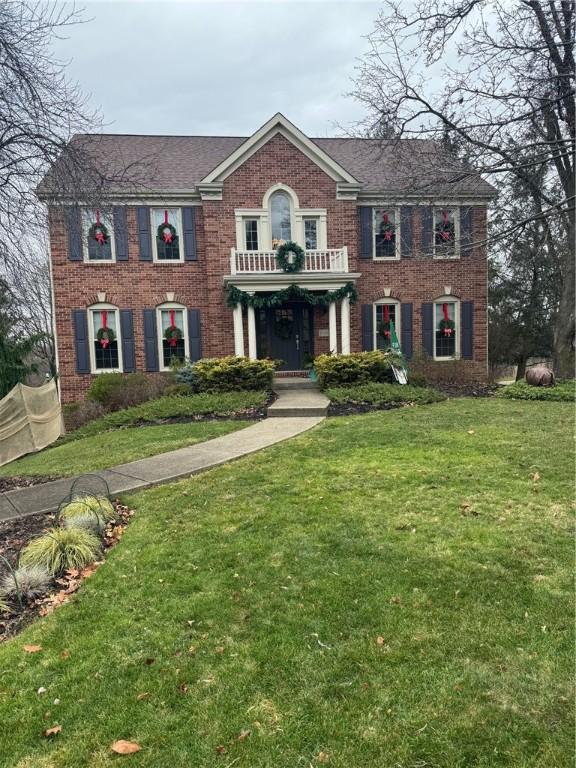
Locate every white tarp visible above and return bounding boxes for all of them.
[0,380,63,467]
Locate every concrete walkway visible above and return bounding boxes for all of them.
[0,416,323,523]
[268,378,329,418]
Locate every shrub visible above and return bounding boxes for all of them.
[177,357,277,392]
[20,528,101,575]
[496,380,574,402]
[1,565,51,600]
[407,371,428,388]
[163,383,195,397]
[60,496,115,525]
[326,382,446,407]
[87,373,151,408]
[314,351,400,388]
[63,400,105,431]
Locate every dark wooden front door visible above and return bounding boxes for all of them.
[256,303,314,370]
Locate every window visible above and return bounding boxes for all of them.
[244,218,259,251]
[152,208,182,262]
[158,306,187,369]
[89,306,121,372]
[374,302,400,350]
[434,208,459,259]
[82,209,115,262]
[304,218,318,250]
[434,300,459,359]
[374,209,399,259]
[270,191,292,244]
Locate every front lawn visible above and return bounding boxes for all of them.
[0,399,573,767]
[0,421,246,478]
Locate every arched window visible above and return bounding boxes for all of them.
[270,190,292,244]
[434,296,460,359]
[156,302,188,370]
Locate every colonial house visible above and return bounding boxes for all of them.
[39,113,495,403]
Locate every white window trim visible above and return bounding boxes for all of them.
[373,207,401,261]
[156,303,189,371]
[87,303,123,374]
[433,296,460,361]
[242,216,261,251]
[373,299,400,350]
[82,210,116,264]
[151,208,184,263]
[433,208,461,260]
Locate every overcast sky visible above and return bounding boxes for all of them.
[53,0,382,138]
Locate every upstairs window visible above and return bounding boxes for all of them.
[304,218,318,249]
[374,302,399,350]
[374,209,399,259]
[270,191,292,245]
[434,300,459,359]
[89,306,121,371]
[158,306,187,369]
[152,208,182,262]
[434,209,459,259]
[83,209,114,262]
[244,218,259,251]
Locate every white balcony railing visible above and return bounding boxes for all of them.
[230,247,349,275]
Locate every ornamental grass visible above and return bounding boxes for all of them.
[20,528,101,575]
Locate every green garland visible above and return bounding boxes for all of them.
[226,282,357,309]
[276,241,305,273]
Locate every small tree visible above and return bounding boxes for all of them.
[0,279,43,397]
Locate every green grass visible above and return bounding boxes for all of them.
[0,399,573,767]
[63,391,269,442]
[326,381,446,406]
[496,379,575,402]
[0,422,246,478]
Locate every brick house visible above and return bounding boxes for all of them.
[40,113,495,403]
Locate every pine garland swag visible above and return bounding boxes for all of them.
[226,282,358,309]
[275,241,305,273]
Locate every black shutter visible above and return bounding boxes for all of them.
[120,310,136,372]
[421,302,434,357]
[143,309,159,371]
[72,310,90,373]
[137,207,152,261]
[188,309,202,361]
[461,301,474,359]
[460,206,473,257]
[359,207,373,259]
[67,207,82,261]
[361,304,373,351]
[400,302,413,359]
[421,206,433,258]
[114,207,129,261]
[182,207,197,261]
[400,206,413,258]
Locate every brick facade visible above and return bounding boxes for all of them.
[49,133,488,403]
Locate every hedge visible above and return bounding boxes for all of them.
[176,356,277,393]
[314,351,401,388]
[496,380,574,402]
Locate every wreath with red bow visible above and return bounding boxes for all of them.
[378,212,395,242]
[439,303,455,336]
[377,305,393,342]
[164,310,183,347]
[435,210,455,244]
[96,310,115,348]
[157,210,177,244]
[88,210,109,247]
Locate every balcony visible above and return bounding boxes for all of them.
[230,247,349,275]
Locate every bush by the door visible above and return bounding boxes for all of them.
[176,356,277,392]
[314,351,399,388]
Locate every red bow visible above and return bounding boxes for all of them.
[443,327,453,337]
[100,311,109,348]
[168,309,178,346]
[95,210,106,245]
[440,229,451,241]
[163,210,173,243]
[384,230,393,241]
[442,304,453,336]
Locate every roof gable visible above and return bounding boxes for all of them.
[200,113,359,186]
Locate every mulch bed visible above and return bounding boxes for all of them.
[434,383,499,398]
[0,476,60,493]
[0,501,134,642]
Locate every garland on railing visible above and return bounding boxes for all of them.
[226,281,358,309]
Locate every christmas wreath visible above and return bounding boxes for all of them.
[89,210,108,247]
[378,212,395,242]
[157,210,177,244]
[274,316,294,339]
[276,241,305,273]
[435,210,455,244]
[378,305,393,342]
[164,310,183,347]
[439,303,455,337]
[96,326,115,348]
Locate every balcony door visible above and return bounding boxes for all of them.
[257,302,314,370]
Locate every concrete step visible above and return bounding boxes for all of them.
[273,377,320,392]
[267,405,328,418]
[267,388,329,418]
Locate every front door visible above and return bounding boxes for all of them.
[257,303,313,370]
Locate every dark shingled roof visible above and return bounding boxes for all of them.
[38,133,496,198]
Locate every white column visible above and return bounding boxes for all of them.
[247,304,257,360]
[329,301,338,355]
[340,296,351,354]
[233,303,244,357]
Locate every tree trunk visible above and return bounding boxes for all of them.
[553,217,575,378]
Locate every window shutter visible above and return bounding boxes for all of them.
[461,301,474,359]
[359,207,373,259]
[137,207,152,261]
[421,303,434,357]
[114,207,129,261]
[460,206,473,257]
[67,207,82,261]
[143,309,158,371]
[182,207,197,261]
[400,206,413,258]
[188,309,202,361]
[361,304,373,351]
[120,310,136,372]
[400,303,413,359]
[72,310,90,373]
[421,206,433,258]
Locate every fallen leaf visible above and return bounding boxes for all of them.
[235,728,251,742]
[318,751,330,763]
[215,646,225,654]
[23,644,42,653]
[61,649,71,660]
[390,596,401,605]
[467,429,475,434]
[376,636,386,646]
[111,740,141,754]
[178,683,190,695]
[136,692,150,701]
[37,687,47,694]
[215,745,227,754]
[43,725,62,737]
[188,646,197,655]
